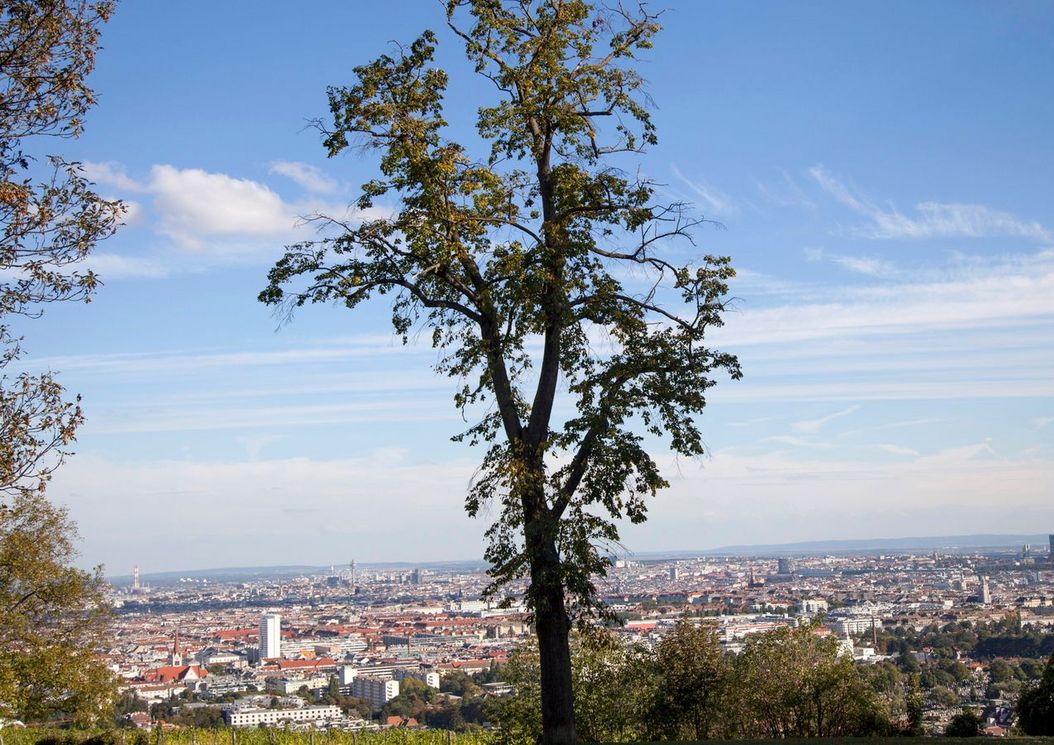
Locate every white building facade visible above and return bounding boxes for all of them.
[226,705,341,727]
[259,613,282,659]
[350,676,399,710]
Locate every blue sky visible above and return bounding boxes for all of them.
[13,1,1053,573]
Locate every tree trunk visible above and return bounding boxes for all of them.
[532,539,577,744]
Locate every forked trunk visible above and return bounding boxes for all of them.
[532,541,577,744]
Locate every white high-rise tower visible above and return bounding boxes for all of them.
[259,613,281,659]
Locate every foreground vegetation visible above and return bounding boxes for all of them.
[0,730,489,745]
[5,731,1054,745]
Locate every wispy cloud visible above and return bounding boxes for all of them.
[877,443,919,457]
[59,436,1054,572]
[269,161,338,194]
[20,336,428,376]
[809,164,1051,242]
[728,416,774,428]
[84,252,171,279]
[716,249,1054,347]
[840,418,943,438]
[670,164,738,217]
[804,246,898,278]
[235,433,284,461]
[761,435,833,449]
[756,169,816,210]
[791,404,861,434]
[730,269,817,298]
[81,160,148,192]
[86,398,454,435]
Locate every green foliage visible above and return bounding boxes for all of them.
[945,708,983,737]
[0,0,123,505]
[0,491,117,724]
[875,616,1054,663]
[570,633,654,742]
[496,631,654,744]
[0,729,497,745]
[931,686,959,708]
[495,623,893,742]
[114,691,149,720]
[440,671,479,698]
[731,624,890,738]
[494,643,542,745]
[169,706,226,729]
[260,0,739,626]
[382,678,436,720]
[261,2,741,739]
[0,0,122,727]
[1017,654,1054,735]
[906,673,925,737]
[646,620,730,740]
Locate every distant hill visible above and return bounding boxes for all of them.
[633,533,1051,560]
[108,533,1050,582]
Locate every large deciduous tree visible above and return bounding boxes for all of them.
[647,620,731,740]
[261,1,739,741]
[1017,654,1054,736]
[0,0,123,724]
[733,624,889,738]
[0,492,114,725]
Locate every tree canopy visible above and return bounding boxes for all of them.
[1017,654,1054,736]
[261,2,740,741]
[0,0,122,725]
[495,625,891,742]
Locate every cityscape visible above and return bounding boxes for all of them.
[105,537,1054,734]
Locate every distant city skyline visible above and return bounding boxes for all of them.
[109,531,1053,579]
[11,2,1052,573]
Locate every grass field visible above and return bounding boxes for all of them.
[3,731,1054,745]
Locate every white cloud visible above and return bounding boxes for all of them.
[235,433,284,461]
[85,252,171,279]
[829,254,897,277]
[671,164,737,217]
[804,246,898,278]
[150,165,304,248]
[756,169,816,210]
[809,164,1051,242]
[85,397,454,435]
[24,335,427,376]
[791,405,861,434]
[120,199,144,225]
[52,436,1048,571]
[717,249,1054,347]
[51,450,484,572]
[618,441,1053,552]
[728,268,815,298]
[76,161,391,266]
[147,164,388,252]
[81,160,147,192]
[877,443,919,457]
[760,435,832,449]
[270,161,338,194]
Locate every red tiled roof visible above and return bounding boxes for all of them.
[146,665,208,683]
[214,628,256,640]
